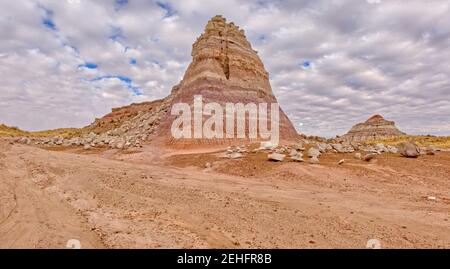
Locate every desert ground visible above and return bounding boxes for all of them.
[0,138,448,249]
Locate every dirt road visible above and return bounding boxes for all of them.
[0,140,449,248]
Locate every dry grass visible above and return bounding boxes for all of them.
[366,135,450,148]
[0,124,28,137]
[0,124,81,138]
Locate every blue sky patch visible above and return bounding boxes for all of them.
[42,18,56,30]
[38,5,57,31]
[78,62,98,69]
[92,75,142,96]
[156,1,176,18]
[301,60,312,69]
[114,0,128,11]
[109,26,124,41]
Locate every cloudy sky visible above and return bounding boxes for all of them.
[1,0,449,137]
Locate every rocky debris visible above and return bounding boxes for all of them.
[354,153,362,159]
[259,141,277,150]
[386,145,398,154]
[205,162,212,169]
[307,148,321,158]
[83,144,91,150]
[17,137,31,145]
[329,142,354,153]
[226,145,248,159]
[288,149,299,157]
[374,143,386,153]
[309,156,320,164]
[290,155,304,162]
[350,141,361,151]
[397,142,420,158]
[363,153,377,162]
[338,159,345,165]
[275,147,287,154]
[425,145,436,155]
[116,142,124,150]
[317,143,330,153]
[228,152,243,159]
[82,97,171,147]
[342,114,406,142]
[268,153,285,162]
[288,150,304,162]
[291,144,305,151]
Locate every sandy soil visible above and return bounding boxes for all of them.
[0,139,449,249]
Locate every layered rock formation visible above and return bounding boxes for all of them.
[342,115,405,142]
[157,15,298,145]
[18,15,298,150]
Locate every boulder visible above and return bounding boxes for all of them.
[229,152,243,159]
[338,159,345,165]
[386,145,398,154]
[397,142,420,158]
[317,143,329,153]
[290,155,304,162]
[307,148,321,158]
[425,145,436,155]
[259,141,277,150]
[309,156,320,164]
[288,149,298,157]
[268,153,285,162]
[331,143,344,153]
[292,144,305,151]
[354,153,362,159]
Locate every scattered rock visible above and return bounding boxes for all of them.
[363,153,377,162]
[338,159,345,165]
[83,144,91,150]
[354,153,362,159]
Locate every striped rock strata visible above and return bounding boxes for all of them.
[343,115,405,142]
[157,15,298,145]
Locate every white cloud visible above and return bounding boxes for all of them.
[0,0,449,137]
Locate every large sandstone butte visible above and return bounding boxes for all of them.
[342,114,406,142]
[157,15,298,145]
[76,15,298,148]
